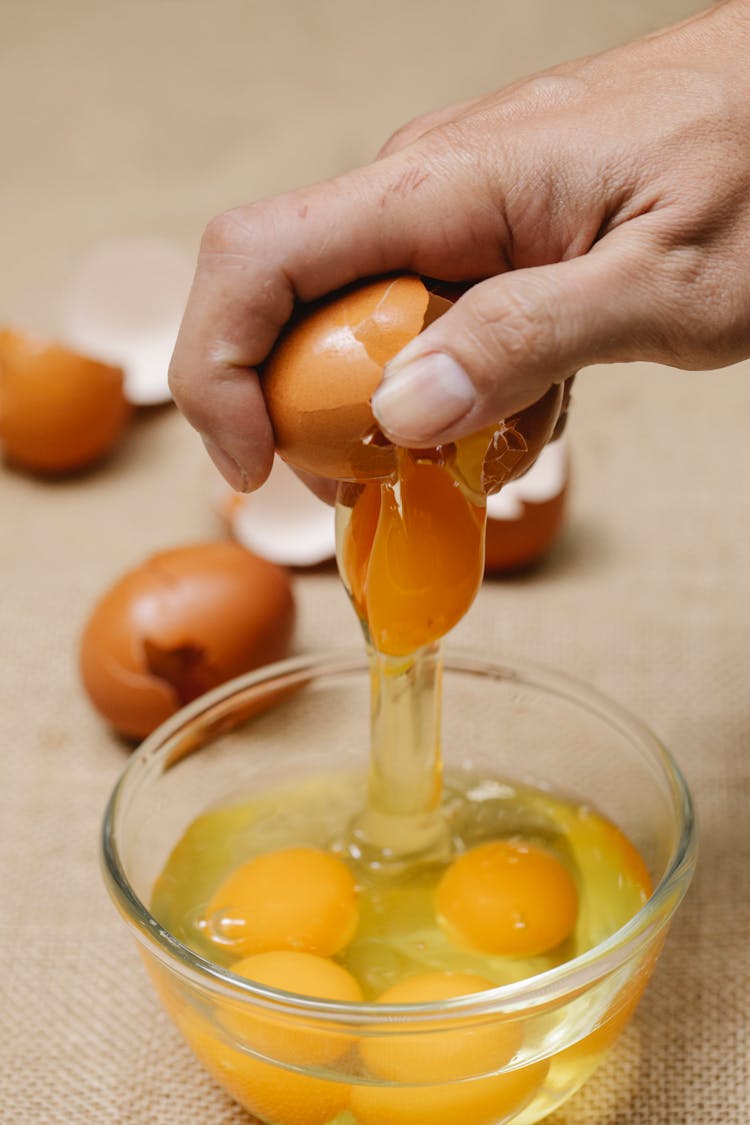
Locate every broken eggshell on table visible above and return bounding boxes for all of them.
[0,237,193,475]
[59,236,194,406]
[216,441,568,573]
[79,542,296,741]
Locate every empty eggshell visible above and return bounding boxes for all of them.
[0,328,131,473]
[263,274,564,487]
[484,440,569,572]
[80,542,295,740]
[60,237,194,405]
[217,456,335,567]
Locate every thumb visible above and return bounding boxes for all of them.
[371,242,644,445]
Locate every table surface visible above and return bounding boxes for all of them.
[2,2,748,1123]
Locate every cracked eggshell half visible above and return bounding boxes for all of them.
[80,542,295,740]
[0,328,131,473]
[263,275,452,481]
[262,274,565,489]
[484,439,569,573]
[60,237,194,406]
[217,456,335,567]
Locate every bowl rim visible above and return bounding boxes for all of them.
[101,648,697,1026]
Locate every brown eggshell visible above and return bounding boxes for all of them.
[0,328,131,473]
[481,382,565,494]
[484,441,569,572]
[263,275,566,487]
[264,275,447,481]
[485,490,567,572]
[80,542,295,740]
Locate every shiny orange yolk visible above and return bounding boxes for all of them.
[341,449,486,656]
[359,971,519,1083]
[203,846,358,957]
[228,950,363,1067]
[435,839,579,957]
[184,1012,351,1125]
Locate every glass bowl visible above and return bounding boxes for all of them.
[102,650,696,1125]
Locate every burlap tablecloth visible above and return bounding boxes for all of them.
[2,1,748,1122]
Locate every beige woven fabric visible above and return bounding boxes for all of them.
[1,1,748,1122]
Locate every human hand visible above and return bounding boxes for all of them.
[169,0,750,492]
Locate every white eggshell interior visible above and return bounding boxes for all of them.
[487,438,568,521]
[222,456,336,567]
[59,237,194,405]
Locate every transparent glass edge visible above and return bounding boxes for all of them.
[100,648,698,1025]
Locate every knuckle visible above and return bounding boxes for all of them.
[513,73,585,111]
[467,283,550,377]
[378,105,466,159]
[166,356,187,401]
[199,202,273,259]
[200,208,243,255]
[377,120,422,158]
[650,228,750,366]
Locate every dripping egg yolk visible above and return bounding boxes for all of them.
[203,846,358,957]
[435,840,579,957]
[341,451,486,656]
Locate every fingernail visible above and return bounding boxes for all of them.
[373,351,475,443]
[202,436,250,492]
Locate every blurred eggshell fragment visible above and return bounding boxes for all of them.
[481,382,565,494]
[80,542,295,740]
[60,237,194,405]
[484,440,569,572]
[0,328,130,473]
[219,457,335,567]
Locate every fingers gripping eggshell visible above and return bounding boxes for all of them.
[263,275,451,481]
[263,274,565,487]
[0,329,131,473]
[80,543,295,740]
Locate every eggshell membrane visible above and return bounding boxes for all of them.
[0,329,131,473]
[480,382,565,495]
[80,542,295,739]
[217,456,336,567]
[60,236,194,406]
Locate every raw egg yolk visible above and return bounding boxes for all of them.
[359,971,519,1084]
[342,451,485,655]
[204,846,358,957]
[355,972,547,1125]
[435,840,579,957]
[351,1060,548,1125]
[228,950,363,1066]
[182,1006,350,1125]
